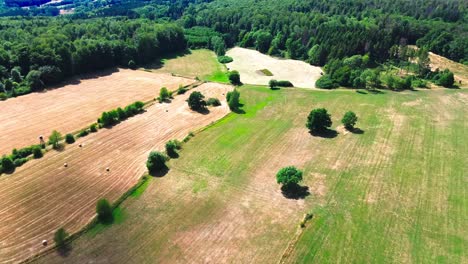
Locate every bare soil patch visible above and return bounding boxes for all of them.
[0,69,194,155]
[226,47,322,88]
[428,52,468,88]
[0,83,232,263]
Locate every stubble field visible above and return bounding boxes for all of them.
[0,82,232,263]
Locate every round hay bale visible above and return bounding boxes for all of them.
[42,240,48,246]
[106,167,110,172]
[79,144,82,147]
[64,163,68,168]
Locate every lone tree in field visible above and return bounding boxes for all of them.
[306,108,332,132]
[146,151,168,175]
[188,91,207,111]
[342,111,358,130]
[48,130,63,149]
[228,71,241,85]
[226,89,241,111]
[276,166,303,190]
[96,198,113,223]
[54,228,68,249]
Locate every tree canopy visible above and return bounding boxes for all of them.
[306,108,332,132]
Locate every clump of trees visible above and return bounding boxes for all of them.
[96,198,113,224]
[146,151,168,175]
[306,108,332,132]
[432,69,455,87]
[65,134,75,144]
[207,97,221,106]
[226,89,241,112]
[342,111,358,130]
[165,140,182,158]
[99,101,144,127]
[187,91,207,111]
[53,228,68,249]
[158,87,172,103]
[269,80,293,89]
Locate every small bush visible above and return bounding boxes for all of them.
[48,130,63,149]
[177,85,188,94]
[207,97,221,106]
[342,111,358,130]
[218,56,233,63]
[165,140,182,158]
[77,129,89,138]
[32,145,43,159]
[13,158,28,167]
[90,123,98,132]
[96,199,113,223]
[1,156,15,172]
[411,79,427,88]
[159,87,171,103]
[0,92,7,101]
[315,75,337,89]
[146,151,168,175]
[228,71,241,85]
[183,132,194,143]
[65,134,75,144]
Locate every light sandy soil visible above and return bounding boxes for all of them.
[226,47,322,88]
[0,83,232,264]
[0,69,194,156]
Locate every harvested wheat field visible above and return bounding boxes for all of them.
[0,69,194,155]
[226,47,322,88]
[429,52,468,87]
[0,83,232,264]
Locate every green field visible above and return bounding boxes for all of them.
[39,86,467,263]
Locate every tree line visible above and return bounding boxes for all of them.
[0,17,186,99]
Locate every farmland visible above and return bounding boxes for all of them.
[38,86,467,263]
[0,82,232,263]
[0,69,194,155]
[226,47,323,88]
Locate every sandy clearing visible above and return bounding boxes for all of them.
[0,83,232,264]
[428,52,468,88]
[0,69,194,156]
[226,47,322,88]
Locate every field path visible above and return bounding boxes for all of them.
[0,83,231,264]
[0,69,194,155]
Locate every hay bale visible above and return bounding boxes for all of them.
[64,163,68,167]
[106,167,110,172]
[42,240,48,246]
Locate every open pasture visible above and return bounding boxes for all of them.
[38,86,467,263]
[226,47,322,88]
[0,83,232,263]
[0,69,194,155]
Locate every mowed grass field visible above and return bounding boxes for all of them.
[0,83,232,264]
[39,86,467,263]
[144,49,229,83]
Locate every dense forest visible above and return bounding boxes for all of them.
[0,0,466,99]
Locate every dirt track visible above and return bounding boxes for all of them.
[0,83,232,264]
[0,69,194,155]
[226,47,322,88]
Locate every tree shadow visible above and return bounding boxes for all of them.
[270,87,281,90]
[355,90,367,94]
[52,144,65,152]
[368,89,385,94]
[57,244,72,257]
[350,127,365,134]
[142,49,193,70]
[309,128,338,138]
[2,166,16,175]
[194,107,210,115]
[167,151,179,159]
[281,184,310,200]
[149,166,169,178]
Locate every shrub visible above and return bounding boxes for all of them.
[96,199,113,223]
[269,79,278,89]
[434,69,455,87]
[65,134,75,144]
[177,85,188,94]
[159,87,171,102]
[165,140,182,158]
[411,79,427,88]
[48,130,63,149]
[32,145,43,159]
[306,108,332,132]
[188,91,207,111]
[77,129,89,138]
[207,97,221,106]
[315,75,336,89]
[117,107,127,120]
[342,111,358,130]
[218,56,233,63]
[228,71,241,85]
[11,146,34,160]
[146,151,168,175]
[13,158,28,167]
[89,123,98,132]
[1,155,15,173]
[276,80,293,87]
[128,60,136,70]
[276,166,303,189]
[0,92,7,100]
[54,228,68,248]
